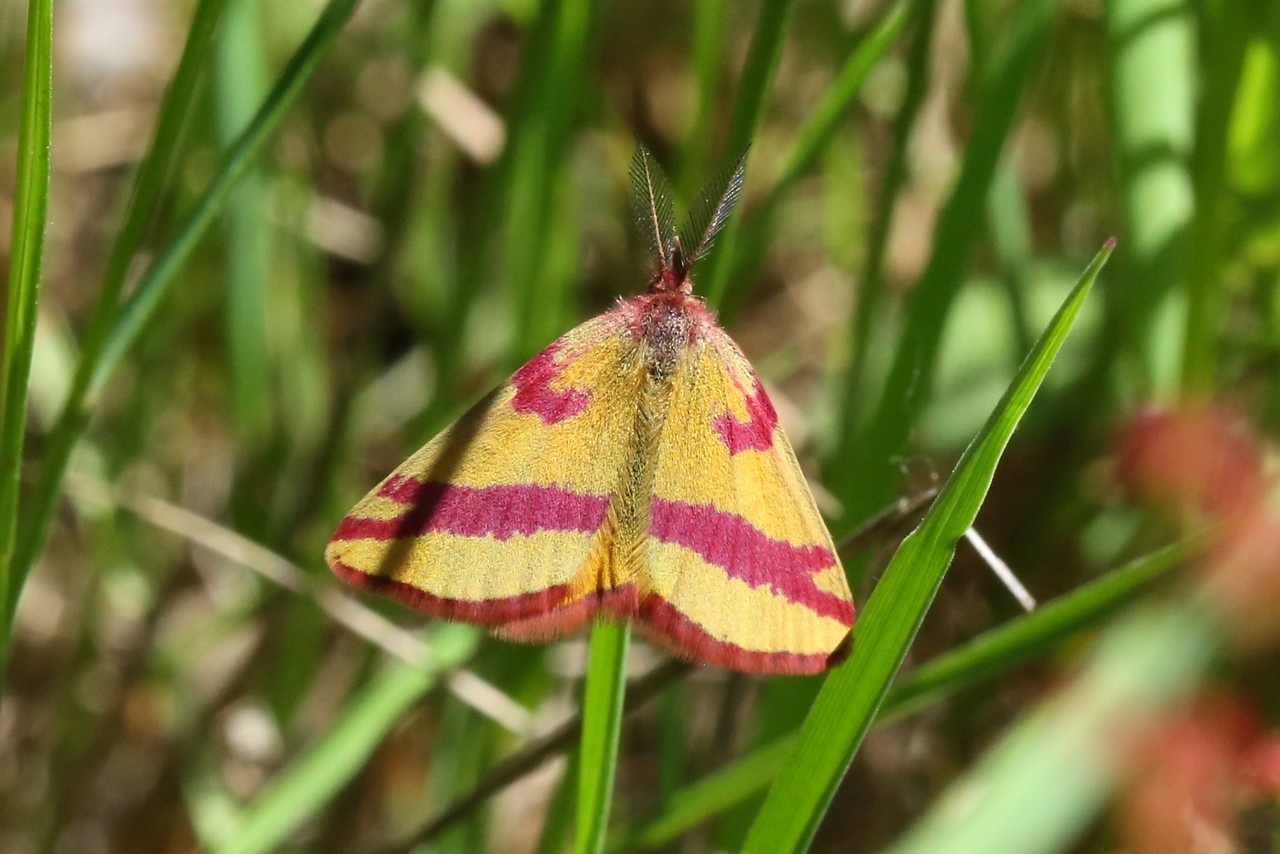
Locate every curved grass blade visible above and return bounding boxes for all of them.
[740,240,1115,854]
[208,627,478,854]
[576,620,631,854]
[0,0,53,669]
[616,531,1187,849]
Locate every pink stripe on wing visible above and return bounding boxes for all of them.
[639,595,848,674]
[511,341,592,424]
[332,479,610,542]
[650,498,853,624]
[712,369,777,455]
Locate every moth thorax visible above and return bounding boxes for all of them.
[645,300,692,378]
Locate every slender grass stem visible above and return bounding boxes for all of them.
[575,620,631,854]
[0,0,54,670]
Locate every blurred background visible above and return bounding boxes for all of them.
[2,0,1279,851]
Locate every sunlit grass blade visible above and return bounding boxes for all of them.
[215,0,274,445]
[828,0,1059,530]
[0,0,53,670]
[208,627,478,854]
[741,240,1114,854]
[575,620,631,854]
[678,0,729,194]
[1102,0,1194,399]
[616,531,1186,848]
[6,0,360,633]
[1181,3,1247,394]
[536,754,578,854]
[699,0,798,310]
[884,596,1219,854]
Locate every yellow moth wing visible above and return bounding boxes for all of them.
[325,313,644,622]
[639,327,854,674]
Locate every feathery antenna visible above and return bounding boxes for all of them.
[679,149,747,266]
[629,145,677,271]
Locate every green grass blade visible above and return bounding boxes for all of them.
[575,620,631,854]
[700,0,798,310]
[5,0,359,632]
[829,0,1059,529]
[505,0,594,359]
[210,627,479,854]
[0,0,53,666]
[741,241,1114,854]
[1,0,228,659]
[92,0,359,397]
[617,531,1183,848]
[884,597,1219,854]
[536,754,578,854]
[76,0,230,401]
[616,734,797,851]
[215,0,274,444]
[1103,0,1194,398]
[1181,2,1248,394]
[679,0,730,193]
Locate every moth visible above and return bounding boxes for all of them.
[326,146,855,674]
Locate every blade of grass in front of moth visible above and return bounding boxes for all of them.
[208,627,478,854]
[576,620,631,854]
[617,529,1182,849]
[740,241,1114,854]
[0,0,53,668]
[700,0,798,310]
[6,0,360,628]
[828,0,1059,538]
